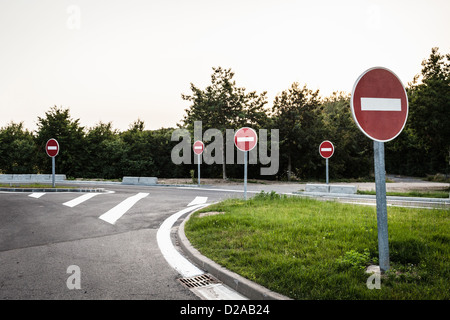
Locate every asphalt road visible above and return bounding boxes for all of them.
[1,181,447,300]
[0,184,240,300]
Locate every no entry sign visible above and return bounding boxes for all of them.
[351,67,408,142]
[45,138,59,188]
[46,138,59,157]
[193,140,204,186]
[234,127,258,152]
[319,140,334,159]
[193,140,204,155]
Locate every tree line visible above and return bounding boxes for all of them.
[0,48,448,181]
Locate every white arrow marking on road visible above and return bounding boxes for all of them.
[361,97,401,111]
[63,193,100,208]
[157,204,207,278]
[29,193,45,198]
[187,196,208,207]
[99,192,149,225]
[237,137,254,142]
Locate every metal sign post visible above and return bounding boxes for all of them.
[234,127,258,201]
[52,156,56,188]
[244,151,248,200]
[374,141,389,271]
[197,154,201,186]
[326,158,329,185]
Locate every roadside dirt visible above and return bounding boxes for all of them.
[157,176,449,193]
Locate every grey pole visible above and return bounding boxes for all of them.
[326,158,329,185]
[52,156,56,188]
[244,150,248,200]
[197,154,201,186]
[374,141,390,272]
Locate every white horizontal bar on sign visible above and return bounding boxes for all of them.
[321,148,332,152]
[361,97,401,111]
[194,146,203,149]
[47,146,58,150]
[237,137,254,142]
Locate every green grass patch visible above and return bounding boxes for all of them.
[357,189,449,198]
[185,191,450,299]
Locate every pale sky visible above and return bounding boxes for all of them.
[0,0,449,132]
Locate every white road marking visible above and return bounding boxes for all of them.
[98,192,149,225]
[157,203,207,278]
[63,193,100,208]
[28,193,45,198]
[361,97,401,111]
[187,196,208,206]
[192,283,248,300]
[157,198,248,300]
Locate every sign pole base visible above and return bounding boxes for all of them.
[198,154,201,186]
[374,141,390,272]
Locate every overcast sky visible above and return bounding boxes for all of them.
[0,0,449,132]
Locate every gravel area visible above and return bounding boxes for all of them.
[157,176,449,193]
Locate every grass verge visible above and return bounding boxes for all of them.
[185,191,449,299]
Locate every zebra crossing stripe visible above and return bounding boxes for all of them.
[63,193,100,208]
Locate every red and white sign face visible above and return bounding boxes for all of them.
[234,127,258,152]
[319,140,334,159]
[193,140,204,155]
[46,138,59,157]
[351,67,408,142]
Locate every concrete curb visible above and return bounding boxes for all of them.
[178,211,292,300]
[0,187,106,193]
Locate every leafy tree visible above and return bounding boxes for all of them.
[271,83,322,180]
[321,92,372,179]
[0,122,37,174]
[85,122,120,178]
[181,67,268,179]
[120,120,157,177]
[406,47,450,175]
[34,106,87,178]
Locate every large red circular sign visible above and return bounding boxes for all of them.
[319,140,334,159]
[193,140,204,155]
[351,67,408,142]
[45,138,59,157]
[234,127,258,152]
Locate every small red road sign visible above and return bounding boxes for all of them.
[46,138,59,157]
[234,127,258,152]
[351,67,408,142]
[319,140,334,159]
[193,140,205,155]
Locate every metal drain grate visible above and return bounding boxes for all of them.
[178,274,220,289]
